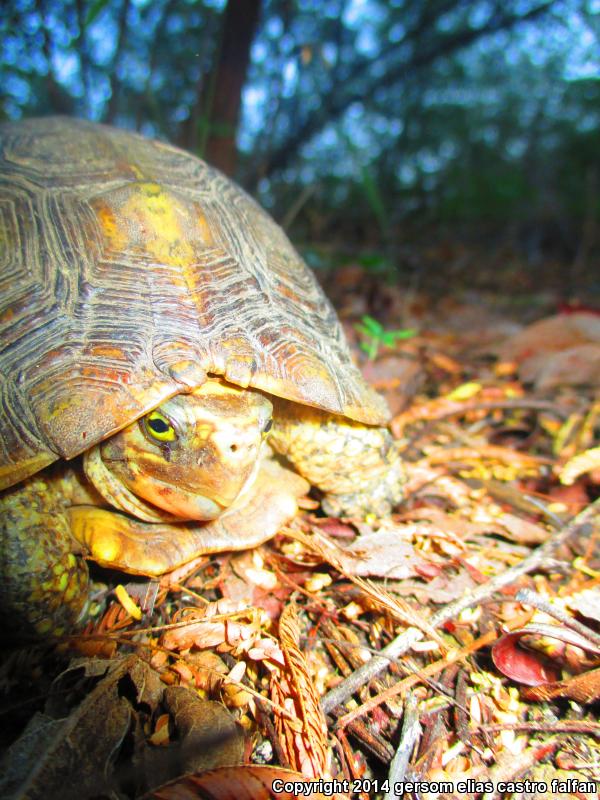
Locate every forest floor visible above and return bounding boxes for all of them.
[1,245,599,800]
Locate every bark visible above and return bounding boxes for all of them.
[104,0,131,124]
[203,0,262,175]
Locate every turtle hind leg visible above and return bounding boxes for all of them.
[270,401,405,518]
[0,475,89,638]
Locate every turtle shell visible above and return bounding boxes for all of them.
[0,117,389,491]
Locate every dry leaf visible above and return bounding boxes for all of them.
[303,522,432,579]
[162,600,267,654]
[492,632,560,686]
[566,588,600,624]
[559,446,600,485]
[523,666,600,703]
[498,312,600,359]
[134,681,245,792]
[144,765,349,799]
[162,687,245,772]
[524,344,600,389]
[0,655,162,800]
[272,602,331,779]
[494,512,550,545]
[497,313,600,388]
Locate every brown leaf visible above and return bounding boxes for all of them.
[523,666,600,704]
[124,675,245,794]
[313,517,357,540]
[273,602,331,779]
[222,550,289,618]
[494,512,550,545]
[361,355,424,414]
[139,687,245,790]
[144,765,349,799]
[498,312,600,361]
[0,655,162,800]
[345,575,448,651]
[161,600,266,653]
[303,522,432,580]
[497,313,600,388]
[165,687,245,769]
[523,343,600,389]
[341,524,433,579]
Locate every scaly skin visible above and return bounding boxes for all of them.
[0,378,404,637]
[0,454,307,637]
[271,400,405,517]
[0,379,307,637]
[0,471,90,636]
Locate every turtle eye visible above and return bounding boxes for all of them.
[144,410,176,442]
[263,418,273,436]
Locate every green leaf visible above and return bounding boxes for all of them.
[358,340,379,359]
[85,0,110,26]
[392,328,417,341]
[359,315,384,336]
[354,325,371,338]
[358,252,390,273]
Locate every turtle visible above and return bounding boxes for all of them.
[0,117,404,637]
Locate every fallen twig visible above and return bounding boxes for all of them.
[321,498,600,714]
[384,692,421,800]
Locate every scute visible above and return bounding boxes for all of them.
[0,117,389,491]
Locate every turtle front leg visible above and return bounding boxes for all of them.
[70,455,309,575]
[0,476,89,637]
[270,401,405,518]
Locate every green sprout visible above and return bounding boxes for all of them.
[354,314,416,360]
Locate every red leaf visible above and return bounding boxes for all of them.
[492,632,560,686]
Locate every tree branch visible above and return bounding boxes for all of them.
[250,0,555,183]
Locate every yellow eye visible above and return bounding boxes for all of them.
[144,410,176,442]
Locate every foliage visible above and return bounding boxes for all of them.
[1,0,599,252]
[355,314,416,360]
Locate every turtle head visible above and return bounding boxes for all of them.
[85,378,273,521]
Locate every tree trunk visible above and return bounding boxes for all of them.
[203,0,262,175]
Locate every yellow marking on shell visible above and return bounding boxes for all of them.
[192,379,248,399]
[94,182,215,308]
[166,359,207,387]
[196,210,214,246]
[0,306,14,324]
[0,453,56,492]
[128,163,145,180]
[96,204,127,251]
[89,345,128,360]
[126,182,202,266]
